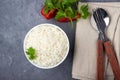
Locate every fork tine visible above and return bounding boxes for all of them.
[93,8,102,33]
[93,8,103,40]
[96,8,106,31]
[95,8,106,33]
[96,8,103,32]
[99,9,106,31]
[98,9,109,41]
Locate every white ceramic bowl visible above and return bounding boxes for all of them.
[23,23,69,69]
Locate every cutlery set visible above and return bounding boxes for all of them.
[92,8,120,80]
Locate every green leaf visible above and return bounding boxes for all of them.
[55,10,67,20]
[29,55,36,60]
[61,0,70,9]
[61,0,79,9]
[54,0,63,10]
[26,47,36,60]
[62,0,79,4]
[80,4,90,19]
[45,0,54,7]
[44,0,54,13]
[51,0,58,5]
[65,7,76,18]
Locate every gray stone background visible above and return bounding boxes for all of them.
[0,0,119,80]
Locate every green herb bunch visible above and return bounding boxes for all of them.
[44,0,90,28]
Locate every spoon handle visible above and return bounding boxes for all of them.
[104,41,120,80]
[97,40,105,80]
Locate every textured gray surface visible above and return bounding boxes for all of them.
[0,0,119,80]
[0,0,75,80]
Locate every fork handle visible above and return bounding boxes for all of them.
[104,41,120,80]
[97,40,105,80]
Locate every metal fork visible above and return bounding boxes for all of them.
[93,8,105,80]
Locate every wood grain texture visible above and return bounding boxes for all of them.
[97,40,105,80]
[104,41,120,80]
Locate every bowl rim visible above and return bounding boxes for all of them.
[23,23,70,69]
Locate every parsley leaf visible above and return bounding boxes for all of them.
[80,4,90,19]
[65,7,76,18]
[44,0,54,14]
[54,0,62,10]
[26,47,36,60]
[55,10,67,20]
